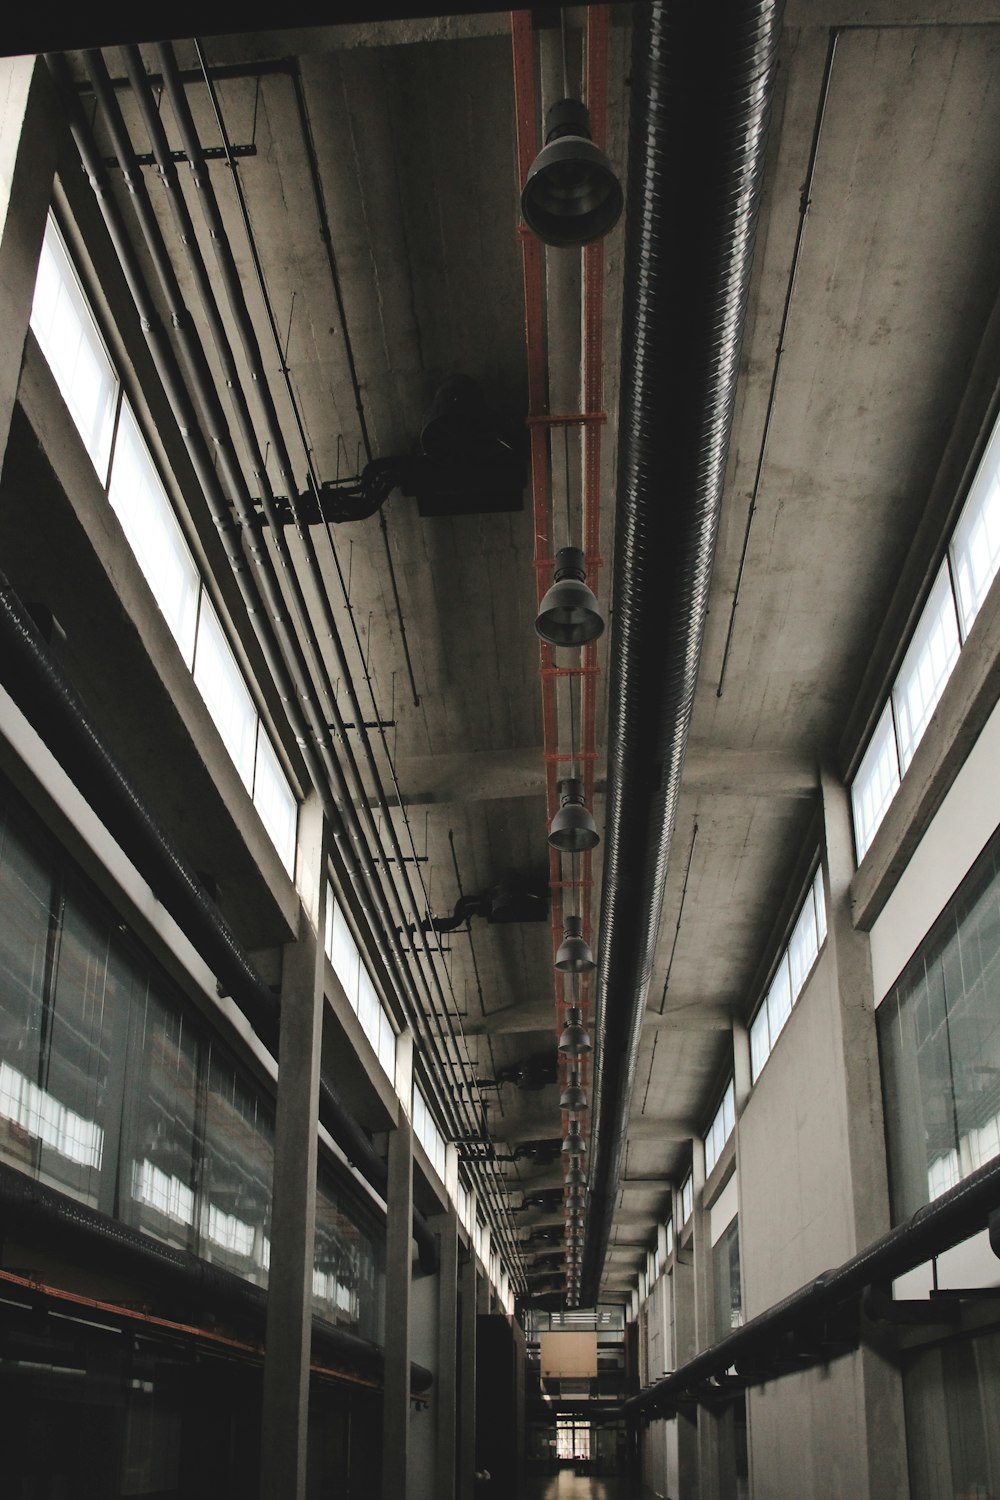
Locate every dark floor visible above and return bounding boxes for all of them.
[521,1477,654,1499]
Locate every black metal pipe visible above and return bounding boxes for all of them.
[43,49,508,1268]
[0,1160,433,1393]
[0,570,438,1273]
[152,43,477,1149]
[628,1152,1000,1417]
[584,0,784,1304]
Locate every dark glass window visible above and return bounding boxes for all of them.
[878,824,1000,1220]
[0,776,385,1339]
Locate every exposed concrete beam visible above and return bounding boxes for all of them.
[377,743,817,809]
[626,1117,693,1142]
[464,1001,732,1037]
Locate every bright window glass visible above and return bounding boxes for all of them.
[193,597,258,791]
[30,218,118,480]
[413,1083,446,1182]
[750,867,827,1084]
[324,889,395,1084]
[892,562,960,773]
[109,400,201,666]
[851,702,901,861]
[704,1078,735,1178]
[32,217,297,876]
[252,729,297,876]
[951,419,1000,638]
[680,1172,693,1225]
[665,1217,673,1258]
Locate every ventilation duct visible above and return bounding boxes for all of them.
[583,0,784,1303]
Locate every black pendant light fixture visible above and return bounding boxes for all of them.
[521,99,624,248]
[548,776,599,852]
[535,547,604,647]
[559,1071,588,1111]
[555,916,596,973]
[558,1005,593,1055]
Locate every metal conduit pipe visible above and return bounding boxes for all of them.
[0,1160,434,1392]
[75,48,453,1143]
[46,52,515,1266]
[149,45,481,1148]
[628,1152,1000,1418]
[143,46,521,1274]
[583,0,783,1303]
[0,571,439,1273]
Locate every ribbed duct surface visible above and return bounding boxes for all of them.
[584,0,784,1302]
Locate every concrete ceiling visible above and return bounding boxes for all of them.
[47,0,1000,1305]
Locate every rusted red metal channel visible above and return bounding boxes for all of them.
[512,5,611,1299]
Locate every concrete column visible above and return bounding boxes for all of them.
[689,1138,719,1500]
[0,57,61,480]
[433,1208,460,1500]
[458,1247,477,1500]
[383,1034,415,1500]
[821,766,908,1500]
[673,1176,698,1500]
[260,794,329,1500]
[732,1016,752,1117]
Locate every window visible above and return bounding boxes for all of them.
[30,217,118,480]
[680,1171,693,1226]
[412,1083,447,1183]
[878,822,1000,1220]
[704,1078,736,1178]
[891,562,960,774]
[0,776,387,1332]
[31,214,297,876]
[665,1215,673,1259]
[750,868,827,1083]
[951,417,1000,637]
[324,888,396,1085]
[108,400,202,666]
[852,404,1000,860]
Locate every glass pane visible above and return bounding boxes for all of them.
[377,1006,396,1079]
[813,868,827,947]
[313,1162,385,1344]
[252,729,297,876]
[192,599,257,791]
[788,888,819,1001]
[357,968,380,1048]
[765,954,792,1045]
[35,888,126,1206]
[30,218,118,479]
[200,1049,273,1285]
[126,986,201,1253]
[328,899,359,1008]
[0,805,53,1180]
[951,417,1000,638]
[108,401,200,666]
[749,1006,770,1083]
[892,562,961,774]
[851,701,901,861]
[878,824,1000,1220]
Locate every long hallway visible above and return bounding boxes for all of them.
[522,1479,654,1500]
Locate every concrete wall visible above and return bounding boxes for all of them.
[738,952,856,1315]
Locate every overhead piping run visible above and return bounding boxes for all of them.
[582,0,784,1306]
[150,43,523,1281]
[46,51,522,1286]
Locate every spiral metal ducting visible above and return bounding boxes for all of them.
[584,0,784,1303]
